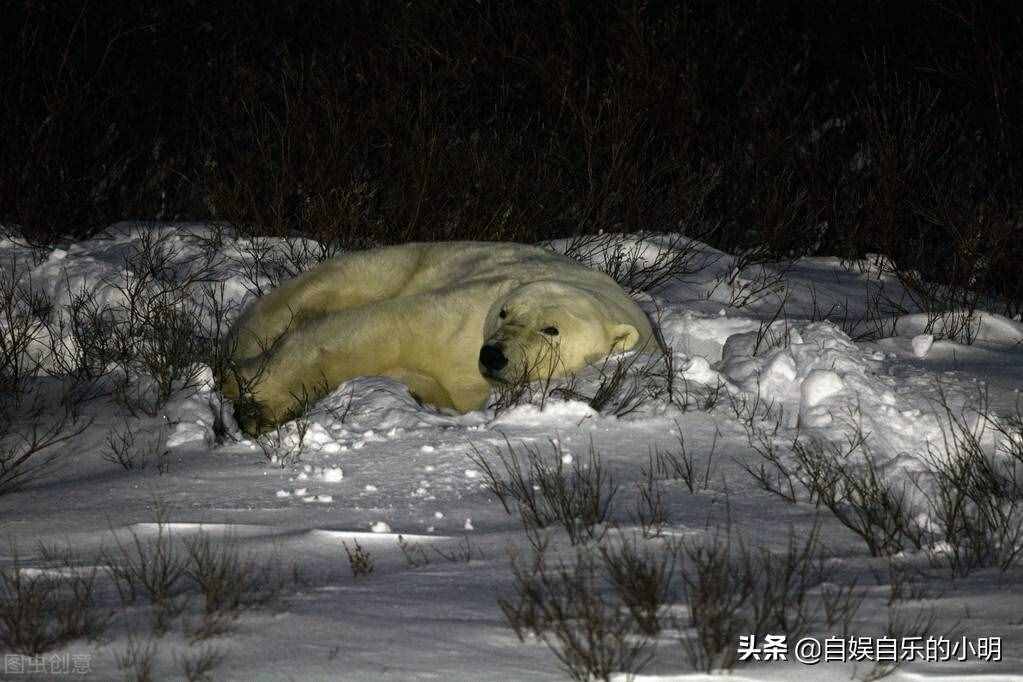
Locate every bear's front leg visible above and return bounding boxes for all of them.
[240,307,405,430]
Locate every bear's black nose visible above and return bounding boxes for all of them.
[479,344,508,373]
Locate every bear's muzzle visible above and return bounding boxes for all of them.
[478,343,508,376]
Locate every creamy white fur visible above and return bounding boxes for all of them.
[224,241,653,432]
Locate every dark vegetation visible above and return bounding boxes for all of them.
[3,0,1021,311]
[1,519,289,679]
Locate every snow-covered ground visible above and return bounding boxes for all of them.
[1,224,1021,680]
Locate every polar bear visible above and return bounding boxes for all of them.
[222,241,654,433]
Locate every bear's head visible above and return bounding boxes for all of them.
[478,281,646,384]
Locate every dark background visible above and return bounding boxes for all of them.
[2,1,1020,310]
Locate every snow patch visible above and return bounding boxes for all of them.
[491,399,597,427]
[912,333,934,358]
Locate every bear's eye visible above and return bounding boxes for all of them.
[499,309,507,319]
[541,326,559,336]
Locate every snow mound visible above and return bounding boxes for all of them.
[718,321,943,456]
[678,355,725,385]
[658,310,761,363]
[28,225,211,308]
[307,377,488,437]
[896,311,1023,346]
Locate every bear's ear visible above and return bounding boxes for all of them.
[609,323,640,352]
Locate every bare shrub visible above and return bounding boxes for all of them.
[500,545,653,681]
[648,424,718,493]
[255,415,311,468]
[397,535,430,569]
[889,270,984,345]
[183,533,269,640]
[598,536,675,636]
[499,515,852,676]
[0,544,109,655]
[726,380,784,429]
[104,518,188,634]
[557,231,714,295]
[227,236,337,299]
[674,528,755,672]
[744,523,824,644]
[498,538,550,642]
[553,339,673,419]
[559,354,649,418]
[0,259,47,396]
[36,544,112,644]
[921,396,1023,575]
[433,536,484,564]
[741,426,925,557]
[179,644,224,682]
[44,279,119,381]
[737,418,801,504]
[116,635,158,682]
[342,540,374,579]
[0,261,95,495]
[861,601,943,682]
[103,231,222,415]
[103,420,170,472]
[820,580,867,639]
[709,247,792,309]
[196,283,242,444]
[873,558,933,607]
[742,385,1023,575]
[631,460,670,539]
[1,389,92,496]
[789,435,925,557]
[468,438,618,545]
[675,521,837,672]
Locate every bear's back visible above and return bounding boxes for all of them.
[392,241,620,297]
